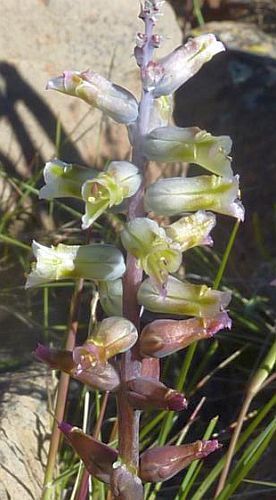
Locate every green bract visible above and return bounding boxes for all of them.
[138,275,231,317]
[39,159,97,200]
[82,161,141,228]
[143,126,232,177]
[121,217,182,290]
[26,241,126,288]
[145,174,245,220]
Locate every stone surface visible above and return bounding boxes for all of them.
[0,365,50,499]
[0,0,181,176]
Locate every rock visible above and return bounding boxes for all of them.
[0,365,50,499]
[0,0,181,176]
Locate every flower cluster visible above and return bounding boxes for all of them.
[27,2,244,496]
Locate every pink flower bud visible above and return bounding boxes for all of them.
[140,312,232,358]
[34,344,120,392]
[126,377,187,411]
[139,440,220,482]
[59,422,118,484]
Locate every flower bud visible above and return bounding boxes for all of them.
[39,159,97,200]
[98,279,123,316]
[165,211,216,252]
[121,218,182,291]
[140,312,232,358]
[47,70,138,124]
[25,241,126,288]
[111,462,143,499]
[59,422,118,483]
[34,344,120,391]
[81,161,141,228]
[145,175,245,221]
[143,126,232,177]
[139,440,220,482]
[138,275,231,318]
[126,377,187,411]
[73,317,138,369]
[143,34,224,97]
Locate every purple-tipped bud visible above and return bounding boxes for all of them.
[139,439,220,482]
[140,312,232,358]
[60,423,118,484]
[34,344,120,392]
[111,464,143,499]
[126,377,187,411]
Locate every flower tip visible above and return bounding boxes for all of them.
[200,439,220,457]
[167,391,188,411]
[58,421,73,435]
[33,343,51,363]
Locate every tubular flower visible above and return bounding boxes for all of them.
[139,440,220,482]
[138,275,231,318]
[39,159,97,200]
[73,317,138,371]
[59,422,118,484]
[140,312,232,358]
[120,217,182,291]
[126,377,187,411]
[165,211,216,252]
[47,70,138,124]
[142,126,233,177]
[25,241,125,288]
[98,279,123,316]
[145,174,245,220]
[34,344,120,391]
[81,161,141,228]
[142,34,225,97]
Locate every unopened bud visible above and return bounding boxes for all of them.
[140,312,232,358]
[59,422,118,484]
[39,159,97,200]
[25,241,125,288]
[82,161,141,228]
[47,70,138,124]
[145,175,245,221]
[126,377,187,411]
[140,440,220,482]
[143,126,233,177]
[138,275,231,318]
[34,344,120,391]
[111,462,143,499]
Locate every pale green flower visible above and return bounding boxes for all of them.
[143,126,232,177]
[145,174,245,220]
[143,34,225,97]
[98,280,123,317]
[81,161,141,229]
[138,275,231,317]
[39,159,97,200]
[121,218,182,290]
[165,211,216,251]
[26,241,125,288]
[47,70,138,124]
